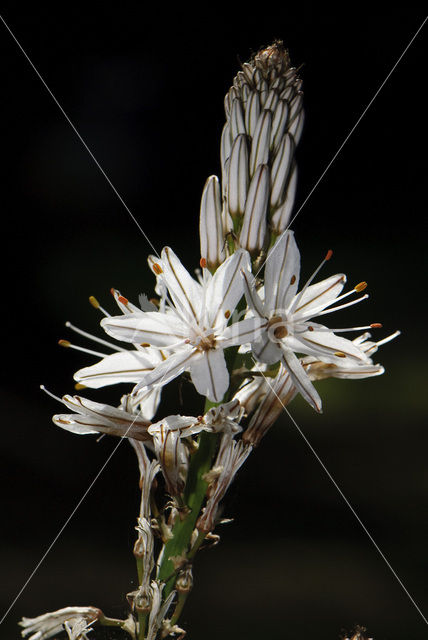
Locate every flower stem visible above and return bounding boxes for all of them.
[156,429,219,597]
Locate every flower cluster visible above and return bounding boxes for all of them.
[26,42,398,640]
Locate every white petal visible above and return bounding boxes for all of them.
[133,348,196,392]
[101,311,186,347]
[289,329,370,362]
[130,386,162,421]
[161,247,203,323]
[222,317,269,348]
[74,349,162,388]
[291,274,346,318]
[190,349,229,403]
[242,270,265,317]
[251,331,283,364]
[264,230,300,312]
[207,249,251,328]
[52,415,99,435]
[199,175,224,269]
[281,348,322,412]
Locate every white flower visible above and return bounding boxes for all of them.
[243,230,375,412]
[51,393,151,441]
[304,330,400,380]
[19,607,101,640]
[101,247,266,403]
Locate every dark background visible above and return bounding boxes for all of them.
[0,6,427,640]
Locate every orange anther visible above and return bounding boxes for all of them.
[140,343,151,347]
[325,249,333,261]
[224,310,231,319]
[152,263,163,275]
[58,339,70,347]
[200,257,207,269]
[118,295,129,305]
[89,295,100,309]
[370,323,383,329]
[355,281,367,292]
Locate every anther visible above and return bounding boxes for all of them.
[224,310,231,319]
[355,281,367,292]
[200,257,207,269]
[75,383,87,390]
[334,351,346,358]
[89,295,100,309]
[118,295,129,305]
[152,263,163,275]
[290,275,296,284]
[140,343,151,347]
[58,339,71,347]
[370,323,382,329]
[325,249,333,261]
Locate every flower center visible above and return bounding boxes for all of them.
[195,333,217,352]
[268,315,288,339]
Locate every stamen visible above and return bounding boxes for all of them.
[118,295,129,305]
[224,310,231,319]
[334,351,346,358]
[40,384,63,403]
[75,383,87,390]
[311,294,369,318]
[200,257,207,269]
[291,249,335,312]
[375,330,401,347]
[327,323,381,333]
[58,339,107,358]
[65,321,127,352]
[89,295,111,317]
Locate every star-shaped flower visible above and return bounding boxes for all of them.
[243,230,375,411]
[101,247,266,403]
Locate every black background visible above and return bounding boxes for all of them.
[1,6,427,640]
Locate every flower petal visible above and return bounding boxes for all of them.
[207,249,251,328]
[101,311,185,347]
[264,230,300,312]
[161,246,203,323]
[74,349,163,388]
[291,274,346,318]
[189,349,229,403]
[290,329,370,362]
[133,348,196,393]
[222,316,268,348]
[281,347,322,412]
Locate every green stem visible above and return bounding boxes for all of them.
[137,613,147,640]
[156,428,219,596]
